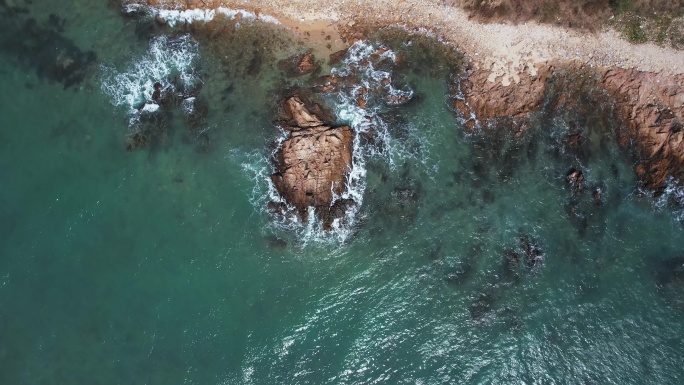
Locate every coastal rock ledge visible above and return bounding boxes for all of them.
[453,63,684,191]
[270,96,355,229]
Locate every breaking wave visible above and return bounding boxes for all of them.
[100,34,200,127]
[653,177,684,223]
[249,40,425,244]
[123,4,281,27]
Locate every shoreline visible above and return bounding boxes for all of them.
[125,0,684,193]
[129,0,684,82]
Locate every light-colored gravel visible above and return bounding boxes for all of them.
[134,0,684,83]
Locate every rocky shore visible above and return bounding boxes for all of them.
[121,0,684,218]
[452,63,684,191]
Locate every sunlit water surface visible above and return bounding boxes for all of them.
[1,1,683,384]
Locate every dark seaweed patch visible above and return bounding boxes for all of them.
[125,110,169,152]
[652,256,684,309]
[469,291,496,321]
[443,263,473,286]
[500,233,545,283]
[0,5,96,89]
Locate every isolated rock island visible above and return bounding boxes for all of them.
[270,96,354,229]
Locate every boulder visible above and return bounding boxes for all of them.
[451,66,552,131]
[328,48,348,66]
[280,96,326,128]
[271,96,354,229]
[312,74,348,93]
[566,168,585,195]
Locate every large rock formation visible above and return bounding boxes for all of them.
[452,64,684,191]
[600,68,684,190]
[270,96,354,229]
[452,66,551,131]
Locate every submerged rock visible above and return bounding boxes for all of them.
[470,292,496,321]
[279,52,319,77]
[502,234,545,278]
[566,168,585,196]
[270,95,354,230]
[592,187,604,207]
[519,234,544,269]
[0,7,96,89]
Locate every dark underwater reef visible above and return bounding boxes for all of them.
[0,0,96,89]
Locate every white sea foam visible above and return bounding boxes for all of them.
[124,4,281,27]
[333,40,418,168]
[141,103,160,113]
[274,40,422,243]
[235,40,428,244]
[101,34,200,126]
[181,96,196,114]
[653,177,684,222]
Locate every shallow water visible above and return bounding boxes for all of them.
[1,1,684,384]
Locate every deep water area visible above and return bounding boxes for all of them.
[1,1,684,384]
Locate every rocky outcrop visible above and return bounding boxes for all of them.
[279,52,320,76]
[452,64,684,191]
[270,96,354,229]
[600,68,684,190]
[566,168,585,196]
[452,67,551,131]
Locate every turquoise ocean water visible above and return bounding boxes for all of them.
[1,1,684,384]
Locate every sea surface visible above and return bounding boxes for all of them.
[1,1,684,384]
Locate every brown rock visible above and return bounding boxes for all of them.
[452,66,552,131]
[566,168,585,195]
[564,133,584,150]
[386,93,411,106]
[280,52,320,77]
[592,188,603,207]
[271,96,355,228]
[356,87,368,109]
[280,96,325,128]
[599,68,684,190]
[329,48,348,66]
[452,63,684,191]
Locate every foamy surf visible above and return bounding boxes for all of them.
[123,4,281,27]
[652,177,684,223]
[244,40,434,244]
[331,40,419,169]
[101,34,200,127]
